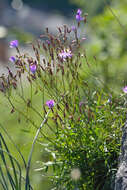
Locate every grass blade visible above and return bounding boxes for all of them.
[0,133,18,189]
[0,138,16,189]
[0,166,9,190]
[0,123,27,168]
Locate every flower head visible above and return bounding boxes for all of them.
[71,168,81,181]
[30,63,37,74]
[9,40,18,48]
[76,9,83,21]
[77,9,82,15]
[9,56,16,63]
[46,100,55,108]
[59,49,72,61]
[123,86,127,93]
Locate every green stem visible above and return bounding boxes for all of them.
[25,109,51,190]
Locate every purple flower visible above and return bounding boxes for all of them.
[30,64,37,74]
[46,100,55,108]
[76,9,83,21]
[9,40,18,48]
[77,9,82,15]
[71,26,76,31]
[123,86,127,93]
[9,56,16,63]
[46,40,50,45]
[59,49,72,61]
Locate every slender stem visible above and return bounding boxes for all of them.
[30,82,32,107]
[20,76,24,98]
[17,92,43,120]
[62,74,65,94]
[104,0,126,34]
[25,109,51,190]
[7,96,54,143]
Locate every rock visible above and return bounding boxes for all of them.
[115,120,127,190]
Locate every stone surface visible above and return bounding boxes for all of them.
[115,120,127,190]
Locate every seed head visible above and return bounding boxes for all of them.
[71,168,81,181]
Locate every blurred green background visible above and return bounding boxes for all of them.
[0,0,127,189]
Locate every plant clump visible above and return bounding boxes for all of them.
[0,9,126,190]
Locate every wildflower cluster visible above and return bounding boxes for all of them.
[0,9,124,190]
[1,9,86,97]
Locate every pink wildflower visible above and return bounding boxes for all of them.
[59,49,72,61]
